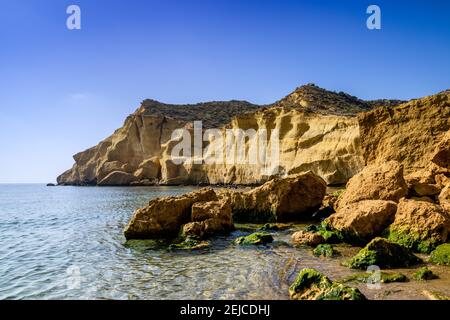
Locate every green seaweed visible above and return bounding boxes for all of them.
[234,232,274,245]
[339,272,408,284]
[413,267,438,281]
[429,244,450,266]
[384,228,439,254]
[313,244,334,258]
[289,268,366,300]
[168,237,210,251]
[344,237,422,269]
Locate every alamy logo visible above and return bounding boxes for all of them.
[66,5,81,30]
[366,5,381,30]
[169,121,281,176]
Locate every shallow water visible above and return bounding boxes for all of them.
[0,184,448,300]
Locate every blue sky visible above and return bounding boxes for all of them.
[0,0,449,183]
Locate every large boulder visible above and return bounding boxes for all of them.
[386,198,450,253]
[325,200,397,243]
[289,268,366,300]
[230,172,327,222]
[124,188,218,239]
[336,161,408,209]
[345,237,421,269]
[181,198,233,239]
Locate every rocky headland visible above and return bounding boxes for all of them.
[60,84,450,300]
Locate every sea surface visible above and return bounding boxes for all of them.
[0,184,449,300]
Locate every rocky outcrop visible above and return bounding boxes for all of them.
[325,200,397,243]
[336,161,408,209]
[386,198,450,253]
[124,188,219,239]
[229,172,326,222]
[289,268,366,300]
[358,90,450,175]
[58,84,401,186]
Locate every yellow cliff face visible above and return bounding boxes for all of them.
[57,84,412,186]
[57,105,363,186]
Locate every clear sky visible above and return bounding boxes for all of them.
[0,0,449,183]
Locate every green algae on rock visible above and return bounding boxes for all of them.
[345,237,421,269]
[168,237,210,251]
[234,232,274,245]
[429,243,450,265]
[413,267,439,281]
[339,272,408,284]
[289,268,366,300]
[315,221,344,244]
[313,244,335,258]
[384,199,450,253]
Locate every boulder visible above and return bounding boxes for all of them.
[438,184,450,212]
[124,188,218,239]
[386,198,450,253]
[336,161,408,209]
[289,268,366,300]
[345,237,421,269]
[325,200,397,243]
[181,199,233,239]
[429,243,450,266]
[291,230,325,246]
[230,172,327,222]
[98,170,137,186]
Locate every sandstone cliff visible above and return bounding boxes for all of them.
[358,90,450,174]
[57,84,401,186]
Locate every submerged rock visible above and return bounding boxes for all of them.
[313,244,334,257]
[413,267,438,281]
[168,237,210,251]
[429,243,450,266]
[345,237,421,269]
[386,198,450,253]
[289,268,366,300]
[339,272,408,284]
[234,232,274,245]
[336,161,408,210]
[325,200,397,244]
[230,172,327,222]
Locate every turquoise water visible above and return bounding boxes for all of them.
[1,184,448,300]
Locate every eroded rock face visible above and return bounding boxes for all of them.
[289,268,366,300]
[358,90,450,175]
[181,199,233,239]
[57,85,381,186]
[124,188,218,239]
[230,172,327,222]
[386,198,450,253]
[325,200,397,243]
[336,161,408,209]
